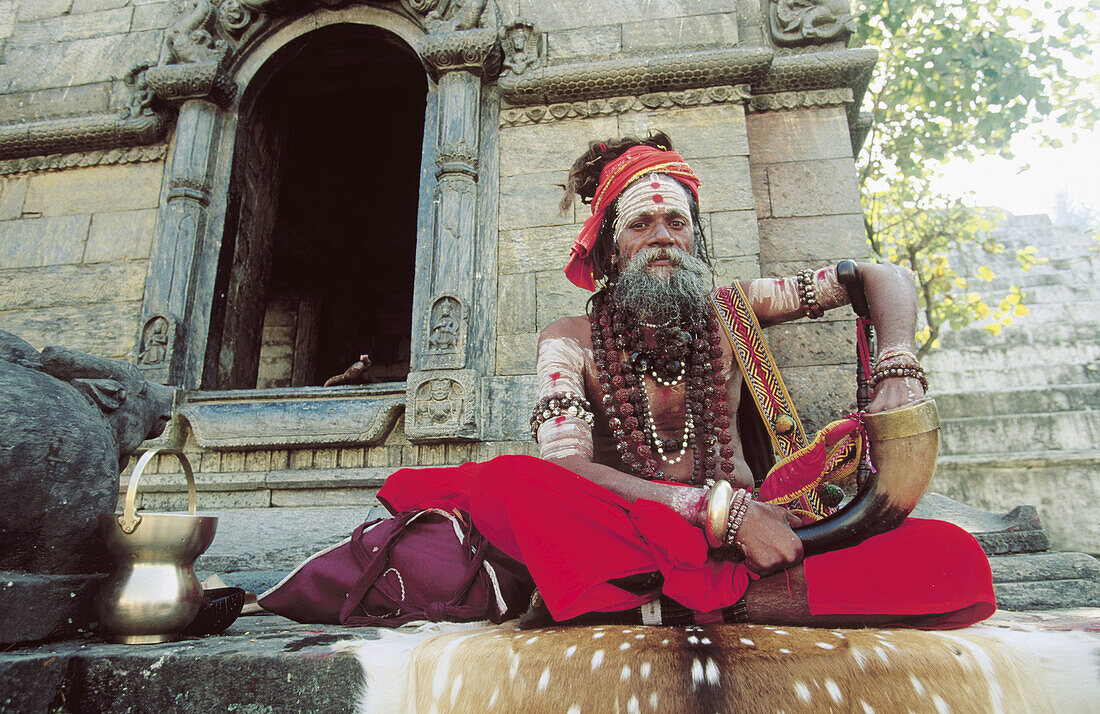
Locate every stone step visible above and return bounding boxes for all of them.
[933,450,1100,555]
[195,506,385,576]
[936,318,1100,351]
[938,410,1100,456]
[934,383,1100,418]
[929,363,1099,392]
[0,616,366,713]
[994,579,1100,611]
[925,342,1100,372]
[990,552,1100,611]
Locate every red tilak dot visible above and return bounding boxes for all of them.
[651,181,661,189]
[549,371,561,381]
[652,194,664,203]
[555,415,567,424]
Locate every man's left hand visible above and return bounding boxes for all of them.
[867,376,925,413]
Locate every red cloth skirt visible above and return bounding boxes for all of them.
[378,455,996,629]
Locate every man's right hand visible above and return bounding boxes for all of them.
[734,501,804,576]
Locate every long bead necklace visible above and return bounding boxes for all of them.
[590,289,737,483]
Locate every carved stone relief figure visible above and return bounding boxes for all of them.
[502,21,541,75]
[428,297,461,353]
[417,377,464,426]
[138,316,171,366]
[166,0,230,65]
[418,0,488,33]
[769,0,856,46]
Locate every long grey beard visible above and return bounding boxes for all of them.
[613,247,712,327]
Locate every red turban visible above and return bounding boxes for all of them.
[564,145,700,291]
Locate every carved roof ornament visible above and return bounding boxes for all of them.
[768,0,857,47]
[146,0,237,107]
[415,27,502,78]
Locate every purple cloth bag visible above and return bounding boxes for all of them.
[258,509,530,626]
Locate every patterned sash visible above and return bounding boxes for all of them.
[710,283,808,459]
[711,283,866,522]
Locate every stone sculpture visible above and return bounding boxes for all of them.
[0,330,174,574]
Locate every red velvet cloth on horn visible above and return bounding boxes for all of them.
[378,455,996,629]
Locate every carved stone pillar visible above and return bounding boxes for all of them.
[136,100,222,387]
[405,28,499,441]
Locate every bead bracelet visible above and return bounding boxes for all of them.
[530,391,595,441]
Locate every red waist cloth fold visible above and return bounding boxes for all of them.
[378,455,995,628]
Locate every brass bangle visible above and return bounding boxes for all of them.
[705,480,735,548]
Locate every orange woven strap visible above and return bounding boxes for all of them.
[711,284,808,459]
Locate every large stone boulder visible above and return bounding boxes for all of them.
[0,330,174,574]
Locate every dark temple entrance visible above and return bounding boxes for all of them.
[205,24,427,389]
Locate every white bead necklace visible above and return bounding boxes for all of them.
[647,404,693,464]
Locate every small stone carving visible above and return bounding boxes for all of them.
[416,27,502,77]
[416,378,465,426]
[138,316,171,366]
[166,0,230,65]
[405,369,478,441]
[423,295,466,369]
[419,0,488,34]
[324,354,375,386]
[747,87,855,113]
[0,330,174,575]
[0,66,168,161]
[135,314,182,383]
[0,145,167,177]
[428,298,460,353]
[145,0,237,107]
[502,21,541,76]
[768,0,857,46]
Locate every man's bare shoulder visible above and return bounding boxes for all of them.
[539,315,591,344]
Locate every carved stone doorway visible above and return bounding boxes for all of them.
[203,24,427,390]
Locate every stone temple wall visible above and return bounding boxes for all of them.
[0,0,874,510]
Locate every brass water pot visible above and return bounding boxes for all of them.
[96,448,217,644]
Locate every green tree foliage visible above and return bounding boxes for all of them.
[852,0,1098,355]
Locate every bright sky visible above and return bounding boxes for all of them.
[929,0,1099,221]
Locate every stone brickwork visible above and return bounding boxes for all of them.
[0,0,163,120]
[925,215,1100,554]
[746,104,866,431]
[0,161,163,359]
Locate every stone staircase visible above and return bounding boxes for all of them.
[922,214,1100,604]
[925,215,1100,558]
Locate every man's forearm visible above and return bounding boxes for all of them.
[858,262,919,353]
[548,455,705,524]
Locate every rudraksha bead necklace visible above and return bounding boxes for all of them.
[590,289,737,484]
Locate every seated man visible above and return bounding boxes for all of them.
[380,133,995,628]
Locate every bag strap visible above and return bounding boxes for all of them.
[711,284,808,459]
[339,510,496,625]
[338,512,419,623]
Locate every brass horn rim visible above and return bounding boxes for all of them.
[863,397,939,441]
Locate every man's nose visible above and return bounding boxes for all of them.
[648,222,673,245]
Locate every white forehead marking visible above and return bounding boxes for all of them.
[613,173,692,238]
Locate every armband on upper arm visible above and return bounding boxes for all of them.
[532,336,595,459]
